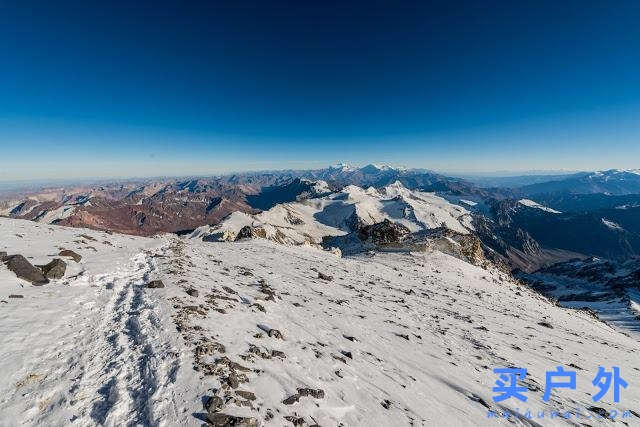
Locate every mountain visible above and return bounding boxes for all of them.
[2,217,639,425]
[519,257,640,335]
[190,182,475,255]
[520,169,640,196]
[473,198,640,272]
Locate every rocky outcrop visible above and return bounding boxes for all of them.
[39,258,67,279]
[235,225,267,241]
[358,219,411,245]
[3,254,49,285]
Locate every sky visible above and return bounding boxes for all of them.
[1,1,640,180]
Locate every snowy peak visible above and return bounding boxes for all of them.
[193,183,474,254]
[518,199,562,214]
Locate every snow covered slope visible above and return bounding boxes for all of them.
[1,218,639,426]
[191,182,473,247]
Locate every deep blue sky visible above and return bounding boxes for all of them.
[1,1,640,180]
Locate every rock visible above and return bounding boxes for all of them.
[358,219,411,245]
[587,406,609,418]
[8,294,23,298]
[206,413,258,427]
[282,394,300,405]
[284,415,305,426]
[3,255,49,285]
[268,329,283,339]
[235,390,256,401]
[235,225,267,241]
[381,399,392,409]
[317,272,333,281]
[204,395,224,413]
[251,303,266,312]
[0,251,7,261]
[340,350,353,359]
[145,280,165,288]
[58,249,82,262]
[39,258,66,279]
[186,288,199,297]
[297,388,325,399]
[537,321,553,329]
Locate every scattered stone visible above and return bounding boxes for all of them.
[39,258,66,279]
[317,272,333,281]
[282,394,300,405]
[204,395,224,413]
[58,249,82,262]
[3,255,49,285]
[587,406,609,418]
[297,388,325,399]
[206,413,258,427]
[537,321,553,329]
[236,390,256,401]
[268,329,283,339]
[251,303,266,312]
[284,415,305,426]
[145,280,165,288]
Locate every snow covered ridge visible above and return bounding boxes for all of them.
[1,217,639,426]
[517,199,562,214]
[191,181,474,250]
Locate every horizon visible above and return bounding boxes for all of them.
[2,1,640,180]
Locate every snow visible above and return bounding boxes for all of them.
[517,199,562,214]
[193,182,474,246]
[602,218,624,231]
[1,217,639,426]
[459,199,477,207]
[34,205,76,223]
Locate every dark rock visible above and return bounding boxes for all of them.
[0,251,7,261]
[145,280,165,288]
[381,399,392,409]
[8,294,23,298]
[235,390,256,401]
[268,329,283,339]
[235,225,267,241]
[358,219,411,245]
[206,413,258,427]
[537,321,553,329]
[587,406,609,418]
[3,255,49,285]
[297,388,324,399]
[317,272,333,281]
[204,395,224,413]
[282,394,300,405]
[40,258,66,279]
[284,416,305,426]
[58,249,82,262]
[251,303,266,312]
[186,288,199,297]
[340,350,353,359]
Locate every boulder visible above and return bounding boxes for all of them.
[206,413,257,427]
[3,255,49,285]
[40,258,67,279]
[59,249,82,262]
[145,280,165,288]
